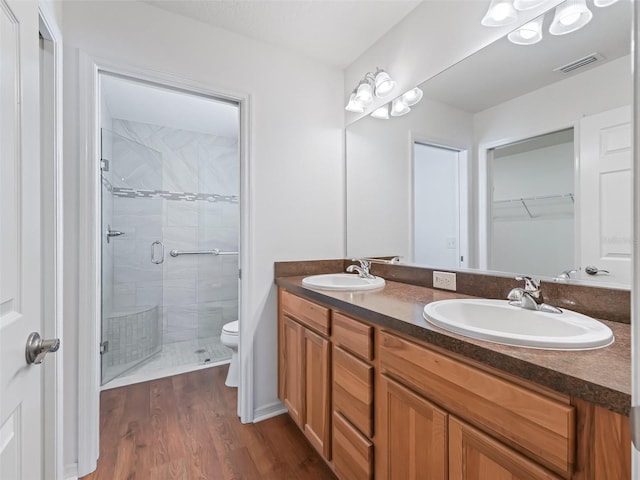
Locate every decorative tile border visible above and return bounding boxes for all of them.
[101,175,238,204]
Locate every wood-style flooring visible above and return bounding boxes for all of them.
[82,365,337,480]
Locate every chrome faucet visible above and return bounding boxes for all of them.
[507,275,562,314]
[346,259,375,279]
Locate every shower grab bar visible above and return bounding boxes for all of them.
[151,241,164,264]
[169,248,238,257]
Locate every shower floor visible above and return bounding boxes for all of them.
[102,335,232,390]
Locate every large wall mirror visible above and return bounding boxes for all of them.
[346,0,632,287]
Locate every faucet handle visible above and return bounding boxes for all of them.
[515,275,540,295]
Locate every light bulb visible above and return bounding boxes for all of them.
[508,16,543,45]
[481,0,518,27]
[594,0,619,6]
[402,88,423,107]
[373,70,396,98]
[371,105,389,119]
[549,0,592,35]
[345,92,364,113]
[390,97,410,117]
[355,81,373,106]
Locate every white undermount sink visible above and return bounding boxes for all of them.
[302,273,385,291]
[423,299,614,350]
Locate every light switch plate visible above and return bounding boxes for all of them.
[433,271,456,291]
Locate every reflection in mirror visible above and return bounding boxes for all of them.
[345,0,632,287]
[488,129,574,277]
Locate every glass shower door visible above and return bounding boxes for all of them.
[100,129,164,384]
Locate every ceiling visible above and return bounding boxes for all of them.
[144,0,422,69]
[419,0,630,113]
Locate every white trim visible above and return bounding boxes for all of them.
[631,0,639,471]
[38,4,64,479]
[76,53,253,474]
[409,132,470,267]
[252,401,286,423]
[63,463,79,480]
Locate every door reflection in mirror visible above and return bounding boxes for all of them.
[488,129,574,277]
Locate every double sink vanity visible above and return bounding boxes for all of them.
[275,259,630,480]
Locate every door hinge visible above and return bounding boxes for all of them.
[238,268,242,280]
[100,159,109,172]
[100,341,109,355]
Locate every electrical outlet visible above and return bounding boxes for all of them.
[446,237,457,249]
[433,271,456,291]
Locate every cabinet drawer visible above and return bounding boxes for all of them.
[334,347,373,437]
[379,331,575,478]
[333,412,373,480]
[333,312,373,361]
[281,290,330,336]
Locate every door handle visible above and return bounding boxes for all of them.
[151,241,164,264]
[585,265,610,276]
[25,332,60,365]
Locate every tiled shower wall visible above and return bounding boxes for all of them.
[109,119,239,345]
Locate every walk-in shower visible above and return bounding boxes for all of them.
[99,74,240,388]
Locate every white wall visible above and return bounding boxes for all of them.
[344,0,563,124]
[61,1,344,471]
[346,96,473,260]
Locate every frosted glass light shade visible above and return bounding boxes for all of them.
[513,0,548,10]
[402,88,423,107]
[374,70,396,98]
[390,97,410,116]
[593,0,619,6]
[345,92,365,112]
[549,0,592,35]
[355,81,373,106]
[508,16,544,44]
[481,0,518,27]
[371,105,390,119]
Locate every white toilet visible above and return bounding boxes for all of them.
[220,320,239,387]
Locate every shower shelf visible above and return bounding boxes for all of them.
[492,193,574,220]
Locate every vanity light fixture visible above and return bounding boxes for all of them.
[508,16,544,44]
[371,105,390,120]
[481,0,518,27]
[549,0,592,35]
[390,97,410,117]
[402,87,423,107]
[593,0,619,6]
[345,68,396,112]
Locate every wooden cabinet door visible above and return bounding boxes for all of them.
[281,316,305,427]
[378,375,448,480]
[449,417,562,480]
[304,328,332,459]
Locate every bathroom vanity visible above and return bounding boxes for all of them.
[275,264,630,480]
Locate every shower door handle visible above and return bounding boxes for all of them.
[151,241,164,264]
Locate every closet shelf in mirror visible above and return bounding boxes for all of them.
[492,193,574,221]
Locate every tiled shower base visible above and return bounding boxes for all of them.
[102,336,232,390]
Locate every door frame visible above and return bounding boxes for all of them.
[410,133,469,268]
[38,4,64,479]
[76,54,253,476]
[476,122,578,272]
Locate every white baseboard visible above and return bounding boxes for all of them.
[253,400,286,423]
[64,463,78,480]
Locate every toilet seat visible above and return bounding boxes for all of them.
[222,320,238,335]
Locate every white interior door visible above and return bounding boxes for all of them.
[578,106,632,285]
[0,1,46,478]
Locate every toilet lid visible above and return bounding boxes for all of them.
[222,321,239,335]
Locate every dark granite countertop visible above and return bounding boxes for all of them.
[276,276,631,416]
